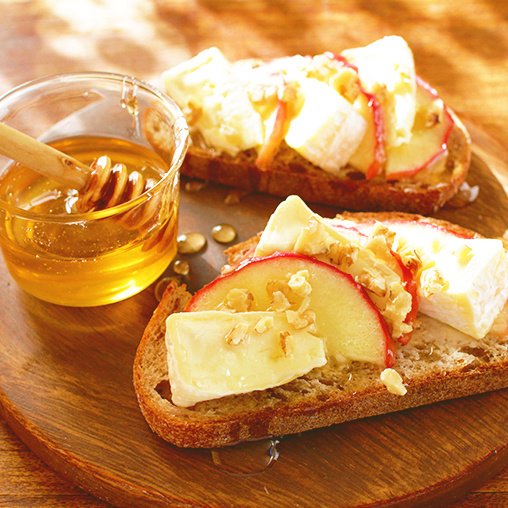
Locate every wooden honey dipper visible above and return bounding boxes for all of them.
[0,122,158,215]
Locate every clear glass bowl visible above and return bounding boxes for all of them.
[0,72,189,306]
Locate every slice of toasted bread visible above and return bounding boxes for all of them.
[133,214,507,448]
[181,113,471,215]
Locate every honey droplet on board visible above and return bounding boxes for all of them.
[224,189,250,205]
[154,277,174,301]
[210,438,280,477]
[177,232,207,254]
[173,259,190,275]
[184,180,207,193]
[212,223,237,244]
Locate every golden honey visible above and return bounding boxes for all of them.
[0,136,179,306]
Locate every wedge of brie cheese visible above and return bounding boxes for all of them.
[166,310,326,407]
[390,222,508,339]
[332,217,508,339]
[284,78,367,174]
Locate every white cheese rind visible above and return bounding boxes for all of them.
[417,238,508,339]
[284,78,367,174]
[390,223,508,339]
[331,218,508,339]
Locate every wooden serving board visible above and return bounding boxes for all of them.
[0,120,507,508]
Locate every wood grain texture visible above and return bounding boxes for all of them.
[0,120,507,508]
[0,0,508,507]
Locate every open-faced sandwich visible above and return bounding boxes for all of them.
[134,196,508,448]
[161,36,471,214]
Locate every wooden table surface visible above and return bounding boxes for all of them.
[0,0,507,506]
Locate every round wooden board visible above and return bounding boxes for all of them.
[0,120,507,508]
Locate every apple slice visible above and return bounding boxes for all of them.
[327,219,418,345]
[340,36,417,150]
[349,90,386,179]
[324,52,386,179]
[390,250,419,345]
[384,77,454,180]
[255,96,289,168]
[255,195,415,343]
[186,252,396,367]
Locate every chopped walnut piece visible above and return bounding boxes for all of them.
[288,270,312,297]
[307,55,360,103]
[271,290,291,312]
[333,69,361,103]
[298,216,329,256]
[279,81,299,102]
[426,111,441,128]
[357,268,388,298]
[286,309,317,332]
[225,288,254,312]
[400,248,423,273]
[225,322,250,346]
[246,82,278,103]
[266,279,292,299]
[424,100,444,128]
[383,282,414,338]
[279,330,295,356]
[254,315,274,333]
[454,245,474,266]
[380,368,407,396]
[327,241,359,269]
[367,223,396,251]
[307,215,321,235]
[420,267,448,297]
[298,295,311,313]
[372,83,388,107]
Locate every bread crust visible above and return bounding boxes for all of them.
[181,117,471,215]
[133,214,508,448]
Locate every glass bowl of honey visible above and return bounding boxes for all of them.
[0,72,189,306]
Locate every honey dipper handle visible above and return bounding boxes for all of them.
[0,122,90,189]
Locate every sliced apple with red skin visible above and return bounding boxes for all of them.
[348,90,386,179]
[186,252,396,367]
[327,219,418,344]
[385,77,454,180]
[391,250,419,345]
[339,218,472,241]
[364,92,386,179]
[326,221,368,242]
[325,52,386,179]
[255,97,289,168]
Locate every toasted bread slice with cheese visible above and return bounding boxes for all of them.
[160,37,471,214]
[181,117,470,215]
[133,205,508,448]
